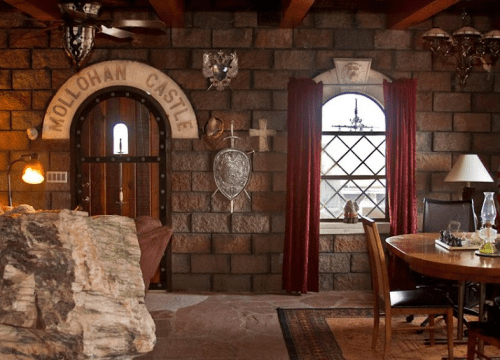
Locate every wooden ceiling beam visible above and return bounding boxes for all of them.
[280,0,316,29]
[3,0,60,21]
[386,0,460,30]
[148,0,185,28]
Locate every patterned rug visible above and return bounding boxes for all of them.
[277,308,500,360]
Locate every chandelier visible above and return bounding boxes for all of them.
[423,8,500,85]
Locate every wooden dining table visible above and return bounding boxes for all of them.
[385,232,500,341]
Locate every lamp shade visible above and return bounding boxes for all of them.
[444,154,494,185]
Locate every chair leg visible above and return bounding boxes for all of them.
[428,315,435,346]
[372,308,379,349]
[383,313,392,360]
[446,309,454,360]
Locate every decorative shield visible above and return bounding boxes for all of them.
[213,148,251,200]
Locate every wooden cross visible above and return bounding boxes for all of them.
[249,119,276,152]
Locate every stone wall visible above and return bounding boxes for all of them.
[0,7,498,292]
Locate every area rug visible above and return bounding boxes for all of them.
[277,308,500,360]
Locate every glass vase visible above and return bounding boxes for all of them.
[479,192,498,254]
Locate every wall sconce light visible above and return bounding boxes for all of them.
[7,153,45,207]
[423,7,500,85]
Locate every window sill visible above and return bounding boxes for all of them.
[320,221,390,235]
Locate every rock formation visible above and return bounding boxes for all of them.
[0,207,155,359]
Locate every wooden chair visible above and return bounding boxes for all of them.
[360,215,454,360]
[467,322,500,360]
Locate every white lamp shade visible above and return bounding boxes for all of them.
[444,154,494,184]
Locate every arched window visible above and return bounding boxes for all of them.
[113,123,129,155]
[320,93,387,221]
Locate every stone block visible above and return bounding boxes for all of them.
[235,50,273,69]
[49,152,70,171]
[272,171,286,191]
[167,70,207,90]
[191,254,230,273]
[171,213,190,233]
[0,131,29,150]
[32,90,54,110]
[192,213,231,233]
[374,30,411,49]
[172,152,211,171]
[213,275,251,292]
[213,28,253,48]
[473,93,500,113]
[13,69,50,90]
[493,114,500,132]
[229,69,251,90]
[172,192,211,212]
[472,134,500,153]
[334,273,371,291]
[456,72,494,93]
[453,113,491,132]
[334,234,367,253]
[211,192,251,213]
[416,92,433,112]
[253,274,282,292]
[193,11,234,28]
[172,28,211,48]
[0,91,31,110]
[433,132,471,152]
[416,112,452,131]
[314,50,354,70]
[190,90,231,110]
[351,253,370,272]
[319,274,334,291]
[172,254,190,273]
[211,111,252,130]
[232,90,272,110]
[319,235,334,252]
[172,172,191,192]
[294,29,333,48]
[253,70,291,90]
[416,132,432,152]
[251,192,286,213]
[108,49,148,62]
[234,11,258,27]
[271,214,285,233]
[434,93,471,112]
[51,69,75,90]
[416,172,429,192]
[32,49,71,69]
[0,111,9,130]
[172,233,211,253]
[231,254,269,273]
[414,72,452,92]
[334,29,373,50]
[0,70,10,89]
[416,152,451,172]
[231,214,270,233]
[0,49,30,68]
[252,234,284,253]
[271,253,283,273]
[354,50,392,70]
[150,49,190,69]
[172,139,192,152]
[356,12,385,29]
[49,191,71,209]
[254,29,292,48]
[253,152,287,172]
[11,111,44,130]
[319,253,350,273]
[246,172,272,192]
[275,50,315,70]
[130,32,170,48]
[315,12,353,28]
[191,172,215,192]
[172,274,211,292]
[213,234,251,254]
[431,172,461,192]
[273,91,288,111]
[252,111,287,130]
[395,51,432,71]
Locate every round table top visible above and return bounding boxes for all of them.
[386,232,500,284]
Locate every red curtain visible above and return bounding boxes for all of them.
[383,79,418,236]
[282,77,323,293]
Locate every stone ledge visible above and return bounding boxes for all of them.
[320,222,390,235]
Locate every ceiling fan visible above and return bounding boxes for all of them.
[43,1,167,68]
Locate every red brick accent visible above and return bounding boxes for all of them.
[231,254,269,273]
[433,132,471,152]
[416,112,452,131]
[172,28,211,48]
[213,234,251,254]
[172,233,211,253]
[294,29,333,48]
[254,29,293,48]
[251,192,286,212]
[434,93,471,112]
[191,254,230,273]
[213,28,253,48]
[453,113,491,132]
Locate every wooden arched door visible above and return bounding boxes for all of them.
[71,87,171,290]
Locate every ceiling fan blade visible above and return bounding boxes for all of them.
[99,25,134,38]
[110,19,167,30]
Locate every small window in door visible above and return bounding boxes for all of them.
[113,123,129,155]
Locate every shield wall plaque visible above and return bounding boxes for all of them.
[213,148,251,200]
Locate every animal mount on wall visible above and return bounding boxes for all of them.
[212,120,252,213]
[202,51,238,91]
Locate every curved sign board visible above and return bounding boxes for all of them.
[42,60,198,139]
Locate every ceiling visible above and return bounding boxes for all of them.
[2,0,500,30]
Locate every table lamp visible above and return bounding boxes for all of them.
[444,154,493,201]
[7,153,45,207]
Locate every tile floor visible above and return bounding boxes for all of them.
[137,291,374,360]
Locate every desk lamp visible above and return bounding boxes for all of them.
[7,153,45,207]
[444,154,493,201]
